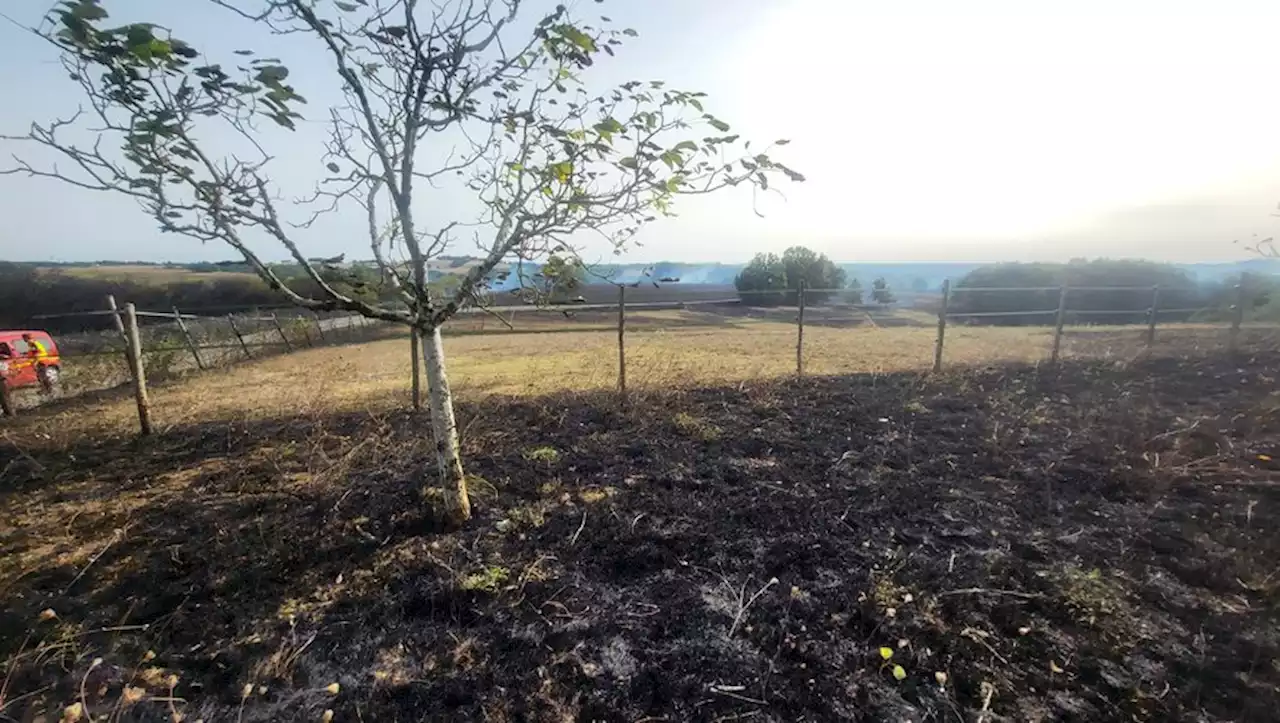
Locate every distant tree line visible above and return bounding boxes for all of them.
[950,259,1210,325]
[0,262,398,333]
[734,246,904,307]
[1192,273,1280,322]
[736,246,849,305]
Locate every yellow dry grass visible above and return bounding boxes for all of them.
[48,264,261,284]
[8,315,1260,443]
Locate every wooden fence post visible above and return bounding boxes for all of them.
[226,314,252,359]
[1231,272,1248,353]
[1145,285,1161,348]
[107,295,137,380]
[617,285,627,400]
[172,306,205,370]
[123,303,152,436]
[796,280,806,377]
[106,295,126,335]
[313,311,327,343]
[1050,286,1068,366]
[271,313,293,352]
[410,326,422,411]
[933,280,951,372]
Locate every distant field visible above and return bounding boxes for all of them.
[39,263,739,301]
[47,264,262,284]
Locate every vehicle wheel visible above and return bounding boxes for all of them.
[40,365,60,394]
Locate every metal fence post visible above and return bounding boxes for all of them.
[1145,285,1161,348]
[933,280,951,372]
[617,285,627,399]
[1050,285,1068,366]
[226,314,252,359]
[796,280,806,377]
[172,306,205,370]
[1231,273,1248,353]
[123,303,152,436]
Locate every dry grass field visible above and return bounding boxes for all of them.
[45,265,263,285]
[11,318,1251,439]
[3,318,1280,721]
[15,316,1275,442]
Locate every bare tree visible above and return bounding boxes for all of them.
[1238,234,1277,258]
[4,0,802,527]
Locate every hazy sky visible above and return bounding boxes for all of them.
[3,0,1280,264]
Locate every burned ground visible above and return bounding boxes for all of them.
[2,352,1279,722]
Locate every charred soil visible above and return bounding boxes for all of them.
[2,353,1280,721]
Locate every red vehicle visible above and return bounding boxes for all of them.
[0,330,61,392]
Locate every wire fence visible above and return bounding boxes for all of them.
[26,301,398,401]
[4,277,1277,429]
[425,279,1276,398]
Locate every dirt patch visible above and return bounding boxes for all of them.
[2,352,1279,721]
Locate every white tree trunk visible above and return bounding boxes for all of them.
[421,325,470,526]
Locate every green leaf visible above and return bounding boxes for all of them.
[619,156,638,170]
[879,647,894,660]
[688,98,703,112]
[592,116,624,141]
[705,116,731,133]
[550,161,573,183]
[779,165,806,183]
[622,28,638,37]
[335,1,360,10]
[775,139,791,146]
[269,113,296,130]
[326,162,340,173]
[145,38,172,58]
[892,665,907,681]
[125,24,155,48]
[558,24,597,53]
[70,0,108,21]
[673,140,698,153]
[254,64,290,85]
